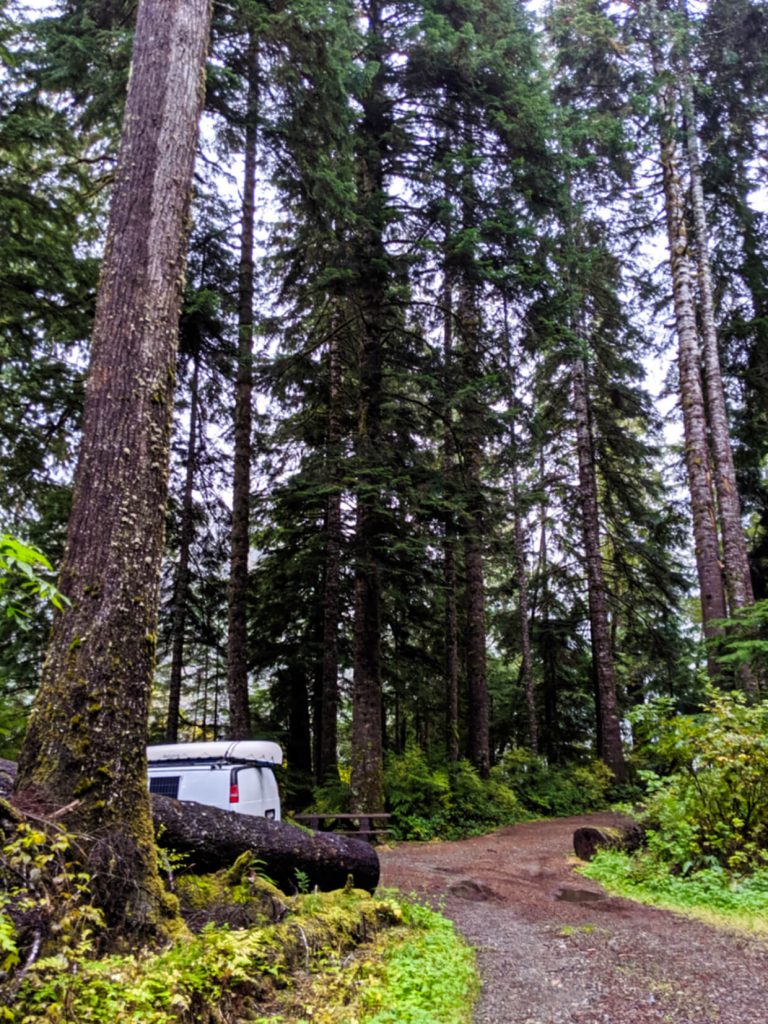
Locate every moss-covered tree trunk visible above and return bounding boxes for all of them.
[14,0,212,936]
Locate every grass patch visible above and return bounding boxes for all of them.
[579,850,768,935]
[259,895,478,1024]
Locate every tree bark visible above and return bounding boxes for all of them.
[350,1,387,813]
[14,0,212,937]
[573,355,626,781]
[512,452,537,753]
[166,353,201,742]
[506,326,538,753]
[318,328,342,781]
[677,1,754,623]
[152,795,380,893]
[652,8,728,657]
[453,106,490,777]
[226,36,259,740]
[573,822,645,861]
[458,275,490,778]
[442,272,460,762]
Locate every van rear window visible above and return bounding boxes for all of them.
[149,776,180,799]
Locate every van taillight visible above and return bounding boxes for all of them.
[229,784,239,804]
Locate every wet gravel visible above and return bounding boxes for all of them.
[378,813,768,1024]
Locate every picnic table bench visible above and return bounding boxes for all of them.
[292,812,392,844]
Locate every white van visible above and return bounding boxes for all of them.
[147,740,282,821]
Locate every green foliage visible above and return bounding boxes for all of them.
[709,599,768,681]
[357,899,477,1024]
[581,850,768,933]
[0,820,105,999]
[5,854,401,1022]
[4,848,466,1024]
[630,691,768,874]
[492,749,614,817]
[0,534,66,626]
[384,748,522,840]
[258,895,478,1024]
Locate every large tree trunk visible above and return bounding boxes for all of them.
[512,456,537,753]
[677,0,754,625]
[14,0,212,937]
[166,353,201,742]
[442,273,460,762]
[318,328,342,781]
[350,2,387,813]
[649,8,727,660]
[459,276,490,778]
[455,110,490,778]
[506,329,538,753]
[573,355,626,781]
[226,37,259,740]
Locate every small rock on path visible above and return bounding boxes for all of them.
[378,813,768,1024]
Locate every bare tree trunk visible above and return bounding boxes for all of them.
[504,314,537,753]
[350,1,386,812]
[351,495,384,811]
[657,75,728,651]
[318,328,342,781]
[442,273,460,762]
[458,276,490,778]
[226,38,259,739]
[166,353,201,741]
[512,459,537,753]
[677,0,754,621]
[573,355,626,781]
[645,0,727,665]
[14,0,212,937]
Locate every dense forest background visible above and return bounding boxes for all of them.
[2,0,767,816]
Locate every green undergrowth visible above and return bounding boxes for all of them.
[1,821,477,1024]
[257,896,478,1024]
[312,747,614,842]
[579,850,768,935]
[580,691,768,936]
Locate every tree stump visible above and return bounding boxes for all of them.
[573,823,645,861]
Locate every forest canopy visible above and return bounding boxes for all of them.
[1,0,767,817]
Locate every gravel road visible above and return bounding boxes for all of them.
[378,813,768,1024]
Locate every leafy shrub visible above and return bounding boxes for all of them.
[630,691,768,874]
[384,748,522,840]
[492,748,613,817]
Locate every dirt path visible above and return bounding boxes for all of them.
[378,813,768,1024]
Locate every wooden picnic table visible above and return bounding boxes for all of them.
[292,812,392,844]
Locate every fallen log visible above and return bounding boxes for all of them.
[152,795,380,893]
[0,761,379,894]
[573,822,645,861]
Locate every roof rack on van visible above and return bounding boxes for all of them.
[146,740,283,767]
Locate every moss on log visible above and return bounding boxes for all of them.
[573,823,645,861]
[151,794,380,893]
